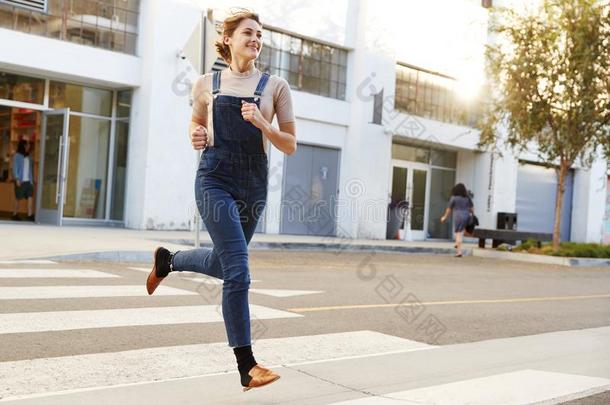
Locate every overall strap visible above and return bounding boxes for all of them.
[253,72,270,97]
[212,71,221,95]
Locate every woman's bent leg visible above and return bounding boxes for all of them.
[172,248,223,280]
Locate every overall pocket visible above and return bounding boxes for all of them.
[199,157,222,176]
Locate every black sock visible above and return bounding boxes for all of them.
[154,248,174,277]
[233,345,257,386]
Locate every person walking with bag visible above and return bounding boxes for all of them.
[440,183,474,257]
[146,9,296,391]
[12,140,35,221]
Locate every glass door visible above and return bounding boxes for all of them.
[388,161,429,240]
[36,109,70,225]
[409,167,429,240]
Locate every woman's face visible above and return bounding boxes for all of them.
[225,18,262,63]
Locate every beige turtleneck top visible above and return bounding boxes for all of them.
[190,66,295,153]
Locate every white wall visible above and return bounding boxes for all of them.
[571,155,608,243]
[124,0,203,229]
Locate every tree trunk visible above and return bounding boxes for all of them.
[552,160,568,252]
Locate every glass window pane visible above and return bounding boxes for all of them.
[411,169,427,231]
[340,50,347,66]
[430,149,457,168]
[111,121,129,220]
[50,82,112,116]
[391,143,429,164]
[0,72,44,104]
[338,83,346,100]
[62,116,111,219]
[117,90,132,118]
[271,31,282,49]
[428,168,456,238]
[390,167,408,231]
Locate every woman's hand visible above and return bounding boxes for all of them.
[440,216,447,223]
[241,101,267,129]
[190,125,208,150]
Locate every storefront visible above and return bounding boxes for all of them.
[0,70,131,225]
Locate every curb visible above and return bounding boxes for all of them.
[473,248,610,267]
[40,241,469,263]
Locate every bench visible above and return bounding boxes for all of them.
[472,229,553,248]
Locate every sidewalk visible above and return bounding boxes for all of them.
[0,222,472,262]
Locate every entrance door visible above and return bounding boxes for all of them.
[387,161,429,240]
[36,109,70,225]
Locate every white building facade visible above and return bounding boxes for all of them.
[0,0,607,243]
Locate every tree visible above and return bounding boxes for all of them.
[480,0,610,250]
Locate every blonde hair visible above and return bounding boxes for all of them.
[214,9,262,64]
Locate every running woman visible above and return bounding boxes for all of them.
[146,9,296,391]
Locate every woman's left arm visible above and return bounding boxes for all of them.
[241,101,296,155]
[262,121,296,155]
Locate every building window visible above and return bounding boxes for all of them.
[0,72,45,104]
[49,82,113,117]
[0,0,140,54]
[395,63,481,127]
[256,28,348,100]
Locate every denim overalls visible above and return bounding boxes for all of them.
[172,70,270,348]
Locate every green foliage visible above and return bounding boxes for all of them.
[481,0,610,165]
[511,241,610,258]
[513,239,539,251]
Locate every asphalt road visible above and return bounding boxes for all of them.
[1,251,609,404]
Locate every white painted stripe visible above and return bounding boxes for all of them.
[127,267,261,284]
[0,331,431,399]
[250,288,324,297]
[127,267,152,273]
[0,269,118,278]
[0,285,195,300]
[0,260,56,265]
[330,369,610,405]
[0,304,301,334]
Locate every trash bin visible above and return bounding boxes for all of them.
[386,200,408,239]
[497,212,517,230]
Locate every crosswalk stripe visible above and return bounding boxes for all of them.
[0,304,301,334]
[0,286,195,300]
[0,269,118,278]
[250,288,324,297]
[0,260,57,265]
[0,331,432,399]
[329,369,610,405]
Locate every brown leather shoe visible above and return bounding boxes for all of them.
[242,364,280,392]
[146,247,168,295]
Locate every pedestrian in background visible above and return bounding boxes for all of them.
[440,183,474,257]
[12,139,34,221]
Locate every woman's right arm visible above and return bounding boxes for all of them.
[189,117,207,150]
[189,76,209,150]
